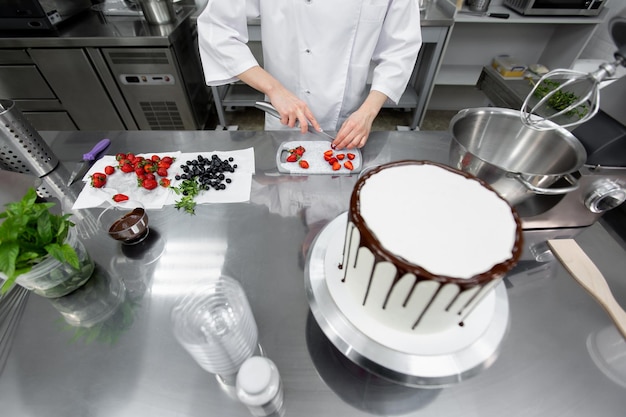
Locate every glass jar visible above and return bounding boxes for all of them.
[14,228,95,298]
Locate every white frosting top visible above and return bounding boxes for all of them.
[358,164,518,278]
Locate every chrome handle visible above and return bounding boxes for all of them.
[509,172,580,195]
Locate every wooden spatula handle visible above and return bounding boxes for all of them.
[548,239,626,340]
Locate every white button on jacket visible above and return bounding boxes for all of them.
[197,0,422,131]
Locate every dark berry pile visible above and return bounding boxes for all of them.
[175,154,238,191]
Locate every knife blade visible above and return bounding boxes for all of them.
[254,101,337,143]
[458,11,510,18]
[67,138,111,186]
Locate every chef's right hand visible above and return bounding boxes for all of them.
[268,89,321,134]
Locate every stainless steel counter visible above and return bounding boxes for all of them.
[1,130,626,416]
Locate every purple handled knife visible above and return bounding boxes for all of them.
[67,138,111,186]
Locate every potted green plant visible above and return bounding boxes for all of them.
[0,188,94,298]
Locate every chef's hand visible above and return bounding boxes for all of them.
[332,91,388,150]
[238,66,321,133]
[268,89,321,134]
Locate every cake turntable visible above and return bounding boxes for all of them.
[304,213,510,388]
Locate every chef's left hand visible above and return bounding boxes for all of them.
[332,110,374,150]
[331,90,388,150]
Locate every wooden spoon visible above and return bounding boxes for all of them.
[547,239,626,340]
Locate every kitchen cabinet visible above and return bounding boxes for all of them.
[211,1,456,130]
[429,3,608,110]
[0,6,210,132]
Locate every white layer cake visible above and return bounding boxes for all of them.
[340,160,523,334]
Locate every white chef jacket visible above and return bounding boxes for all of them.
[197,0,422,131]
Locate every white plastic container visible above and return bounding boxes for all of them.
[236,357,284,417]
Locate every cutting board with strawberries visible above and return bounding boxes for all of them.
[276,141,362,175]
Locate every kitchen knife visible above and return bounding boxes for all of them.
[67,138,111,185]
[458,11,510,18]
[254,101,337,143]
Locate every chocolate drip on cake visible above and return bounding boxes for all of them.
[345,160,523,292]
[339,160,523,333]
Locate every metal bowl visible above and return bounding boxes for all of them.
[448,107,587,206]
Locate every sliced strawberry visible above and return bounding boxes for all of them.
[324,154,332,161]
[344,161,354,171]
[299,160,309,169]
[112,193,129,202]
[324,150,334,157]
[336,154,345,160]
[332,161,341,171]
[328,157,338,166]
[347,153,356,160]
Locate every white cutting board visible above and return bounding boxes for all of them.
[276,141,362,175]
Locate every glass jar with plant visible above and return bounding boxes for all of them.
[0,188,94,298]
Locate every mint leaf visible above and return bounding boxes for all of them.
[60,243,80,270]
[37,210,53,244]
[0,241,19,278]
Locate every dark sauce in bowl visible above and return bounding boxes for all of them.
[108,208,149,244]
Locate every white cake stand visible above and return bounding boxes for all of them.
[304,213,510,388]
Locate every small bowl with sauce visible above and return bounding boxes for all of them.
[98,200,149,245]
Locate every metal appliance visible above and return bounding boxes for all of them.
[518,11,626,232]
[0,0,92,32]
[503,0,606,16]
[517,75,626,231]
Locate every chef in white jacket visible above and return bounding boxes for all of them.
[197,0,422,149]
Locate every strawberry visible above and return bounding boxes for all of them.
[344,161,354,171]
[151,155,160,162]
[328,157,338,166]
[104,165,115,175]
[286,153,298,163]
[159,178,171,188]
[156,167,168,177]
[332,161,341,171]
[161,156,174,164]
[121,163,134,173]
[135,166,145,176]
[142,178,158,190]
[112,193,129,202]
[347,153,356,160]
[336,154,345,160]
[144,163,156,173]
[299,160,309,169]
[115,153,126,161]
[294,146,306,156]
[324,150,334,157]
[91,172,106,188]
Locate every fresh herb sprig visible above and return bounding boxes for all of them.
[0,188,79,294]
[533,79,589,119]
[171,179,200,215]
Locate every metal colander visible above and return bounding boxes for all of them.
[0,99,59,177]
